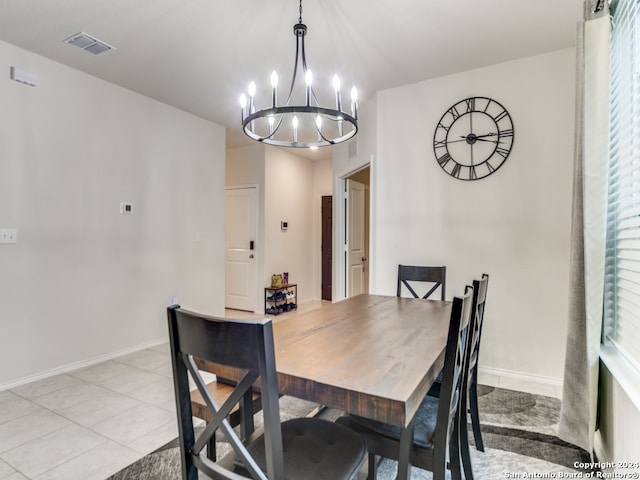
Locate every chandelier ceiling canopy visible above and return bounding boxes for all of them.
[239,0,358,149]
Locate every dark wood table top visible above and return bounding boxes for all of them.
[201,294,450,429]
[269,294,451,428]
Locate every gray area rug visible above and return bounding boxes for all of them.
[108,386,593,480]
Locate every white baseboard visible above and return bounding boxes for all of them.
[478,366,564,399]
[0,338,167,392]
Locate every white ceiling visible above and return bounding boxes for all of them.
[0,0,583,159]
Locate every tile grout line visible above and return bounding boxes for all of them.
[1,350,176,479]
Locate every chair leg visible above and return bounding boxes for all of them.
[457,377,474,479]
[206,433,216,461]
[469,374,484,452]
[367,453,378,480]
[449,414,463,480]
[433,459,447,480]
[460,413,474,480]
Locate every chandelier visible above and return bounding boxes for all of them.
[239,0,358,148]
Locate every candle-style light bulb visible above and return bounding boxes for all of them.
[248,81,256,117]
[333,75,342,111]
[305,70,313,105]
[268,115,275,135]
[240,94,247,121]
[292,115,299,142]
[350,86,358,118]
[270,71,278,108]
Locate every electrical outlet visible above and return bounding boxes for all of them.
[0,228,17,244]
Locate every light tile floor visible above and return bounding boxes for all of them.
[0,342,175,480]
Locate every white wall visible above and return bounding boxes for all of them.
[333,95,378,298]
[226,144,266,312]
[226,145,332,310]
[0,40,226,388]
[335,48,576,383]
[264,148,316,304]
[225,144,266,187]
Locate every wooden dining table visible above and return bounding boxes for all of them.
[204,293,452,479]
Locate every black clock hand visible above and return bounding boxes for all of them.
[475,133,498,139]
[458,133,498,139]
[447,137,503,144]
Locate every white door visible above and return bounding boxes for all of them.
[225,187,258,311]
[346,179,367,297]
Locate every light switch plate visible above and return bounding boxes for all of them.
[0,228,17,244]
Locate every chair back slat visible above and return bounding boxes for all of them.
[468,274,489,371]
[173,308,267,371]
[397,265,446,300]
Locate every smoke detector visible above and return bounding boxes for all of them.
[64,32,115,56]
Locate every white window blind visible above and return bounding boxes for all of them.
[604,0,640,373]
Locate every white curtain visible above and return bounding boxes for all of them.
[558,0,610,455]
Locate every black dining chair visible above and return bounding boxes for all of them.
[464,274,489,453]
[336,285,474,480]
[397,265,446,300]
[427,273,489,480]
[167,306,367,480]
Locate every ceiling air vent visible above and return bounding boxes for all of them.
[64,32,115,56]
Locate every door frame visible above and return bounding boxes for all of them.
[334,164,371,302]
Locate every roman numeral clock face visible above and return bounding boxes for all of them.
[433,97,514,181]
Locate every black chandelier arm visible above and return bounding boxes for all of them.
[286,32,301,105]
[300,34,310,106]
[296,30,321,107]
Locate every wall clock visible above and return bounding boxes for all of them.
[433,96,514,181]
